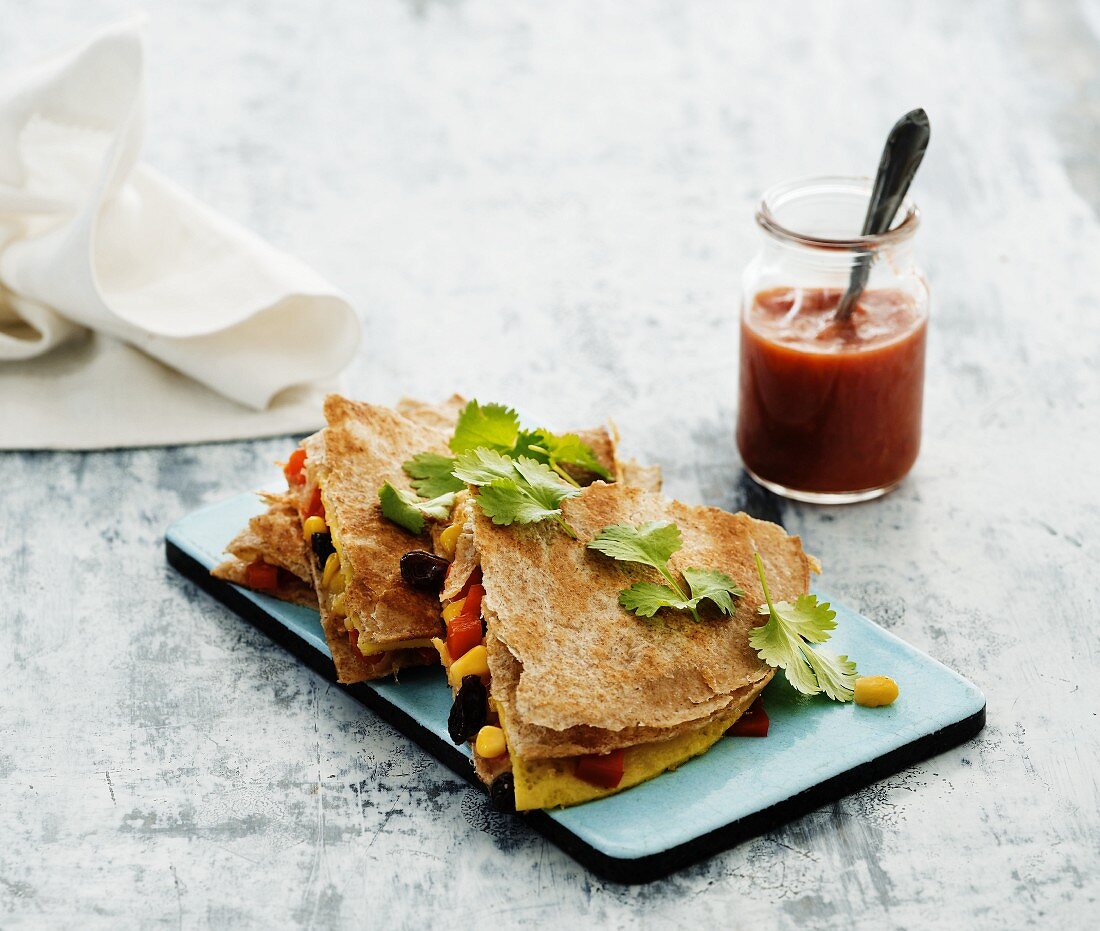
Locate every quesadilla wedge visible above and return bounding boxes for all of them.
[290,395,637,684]
[210,398,468,609]
[435,482,816,810]
[212,392,649,687]
[291,396,460,683]
[211,491,318,608]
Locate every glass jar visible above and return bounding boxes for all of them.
[736,176,930,504]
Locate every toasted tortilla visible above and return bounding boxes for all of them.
[503,677,769,809]
[619,459,662,492]
[467,482,813,758]
[295,398,457,683]
[482,632,763,758]
[212,492,318,608]
[312,396,456,642]
[396,394,467,432]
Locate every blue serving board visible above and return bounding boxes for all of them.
[166,490,985,883]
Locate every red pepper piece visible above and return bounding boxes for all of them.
[458,584,484,624]
[455,567,483,600]
[726,696,770,738]
[575,749,626,789]
[245,561,279,591]
[305,486,324,519]
[446,584,485,660]
[446,619,482,661]
[283,448,307,486]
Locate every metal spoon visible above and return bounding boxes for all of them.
[834,108,931,322]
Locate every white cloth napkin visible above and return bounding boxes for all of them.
[0,21,361,449]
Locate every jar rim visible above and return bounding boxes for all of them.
[756,175,920,250]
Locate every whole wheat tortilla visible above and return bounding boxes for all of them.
[211,559,318,609]
[396,394,467,432]
[212,491,318,608]
[312,396,458,642]
[619,459,662,492]
[472,482,813,753]
[484,632,772,758]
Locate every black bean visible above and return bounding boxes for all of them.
[447,675,487,744]
[311,531,335,566]
[400,550,449,593]
[490,772,516,813]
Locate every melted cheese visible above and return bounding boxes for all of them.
[499,703,750,810]
[355,635,434,656]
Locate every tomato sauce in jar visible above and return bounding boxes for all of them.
[737,286,927,499]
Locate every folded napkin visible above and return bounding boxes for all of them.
[0,21,361,449]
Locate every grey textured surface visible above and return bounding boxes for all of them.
[2,1,1099,928]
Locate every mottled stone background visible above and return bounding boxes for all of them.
[2,1,1098,928]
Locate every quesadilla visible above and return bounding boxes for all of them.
[211,492,318,608]
[435,482,815,810]
[291,396,460,683]
[294,395,630,685]
[212,391,649,689]
[211,396,467,608]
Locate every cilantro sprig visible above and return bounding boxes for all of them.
[452,448,581,537]
[378,483,456,535]
[406,400,612,492]
[749,553,857,702]
[380,400,613,536]
[587,521,744,622]
[403,452,466,498]
[450,401,521,455]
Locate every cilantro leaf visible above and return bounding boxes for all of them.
[452,447,522,485]
[453,449,581,537]
[378,482,456,535]
[804,646,859,703]
[587,522,743,621]
[517,430,613,483]
[403,399,612,510]
[450,401,520,455]
[402,452,464,498]
[543,433,611,478]
[619,582,694,617]
[748,552,856,701]
[682,568,745,616]
[586,521,683,570]
[478,479,564,526]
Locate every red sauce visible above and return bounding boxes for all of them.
[737,287,927,495]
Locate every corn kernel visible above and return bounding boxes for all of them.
[329,569,346,595]
[854,675,899,708]
[448,644,489,689]
[475,725,507,759]
[442,598,466,624]
[302,515,327,541]
[431,637,453,668]
[438,522,462,560]
[330,592,346,616]
[321,553,341,590]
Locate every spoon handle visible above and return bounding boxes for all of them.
[834,109,931,322]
